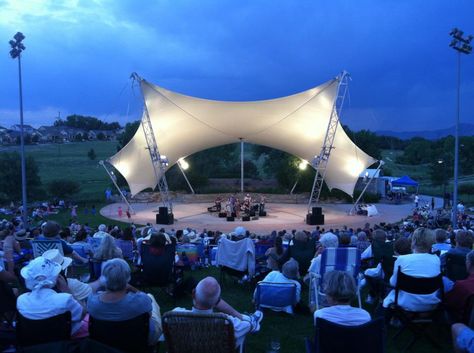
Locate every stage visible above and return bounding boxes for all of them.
[100,200,416,233]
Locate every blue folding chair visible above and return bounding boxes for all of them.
[309,247,361,310]
[255,281,297,314]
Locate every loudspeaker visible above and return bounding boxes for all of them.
[218,212,227,218]
[306,213,324,225]
[242,216,250,222]
[259,211,267,217]
[312,207,322,216]
[156,207,174,225]
[226,216,235,222]
[156,212,174,225]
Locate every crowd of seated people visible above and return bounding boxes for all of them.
[1,212,474,352]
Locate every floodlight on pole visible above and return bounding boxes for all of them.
[178,158,189,170]
[449,27,472,228]
[9,32,28,229]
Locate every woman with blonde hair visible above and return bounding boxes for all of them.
[383,227,441,312]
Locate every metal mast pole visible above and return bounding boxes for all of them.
[307,71,350,214]
[99,160,135,214]
[449,28,472,227]
[9,32,27,228]
[130,72,173,214]
[240,138,244,193]
[452,51,460,227]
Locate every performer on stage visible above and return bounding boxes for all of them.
[207,195,223,213]
[259,195,266,213]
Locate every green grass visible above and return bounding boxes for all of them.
[0,203,133,229]
[0,141,118,202]
[149,267,453,353]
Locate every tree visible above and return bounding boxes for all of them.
[97,132,106,140]
[54,114,121,131]
[47,180,80,199]
[118,120,140,148]
[0,152,44,201]
[87,148,97,160]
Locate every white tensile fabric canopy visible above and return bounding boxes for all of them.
[108,75,377,197]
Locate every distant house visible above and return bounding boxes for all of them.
[88,129,117,140]
[38,126,68,143]
[10,124,36,134]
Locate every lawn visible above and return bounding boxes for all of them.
[1,141,118,202]
[150,266,453,353]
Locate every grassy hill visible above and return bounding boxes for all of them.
[1,141,117,202]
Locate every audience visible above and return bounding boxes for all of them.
[1,204,474,352]
[256,258,301,309]
[445,250,474,323]
[93,234,123,261]
[265,236,285,271]
[173,276,263,348]
[314,270,371,326]
[383,227,441,312]
[432,228,451,253]
[17,257,87,337]
[87,258,162,345]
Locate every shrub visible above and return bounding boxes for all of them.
[48,180,81,199]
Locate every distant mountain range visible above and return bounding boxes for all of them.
[376,123,474,140]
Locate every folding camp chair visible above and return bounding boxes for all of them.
[255,281,297,314]
[163,311,239,353]
[390,266,444,351]
[89,313,150,353]
[309,247,362,310]
[16,311,71,347]
[31,239,63,258]
[306,317,385,353]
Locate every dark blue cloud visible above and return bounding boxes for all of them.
[0,0,473,131]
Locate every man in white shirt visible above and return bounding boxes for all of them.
[173,276,263,348]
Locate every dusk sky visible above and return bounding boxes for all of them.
[1,0,473,132]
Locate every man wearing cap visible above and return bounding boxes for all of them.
[39,221,88,264]
[17,257,86,336]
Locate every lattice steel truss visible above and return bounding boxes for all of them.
[131,72,173,213]
[307,71,350,213]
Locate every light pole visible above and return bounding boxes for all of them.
[9,32,28,229]
[449,28,472,228]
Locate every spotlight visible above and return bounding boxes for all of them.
[298,160,308,170]
[178,158,189,170]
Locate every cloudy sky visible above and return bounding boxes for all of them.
[1,0,473,131]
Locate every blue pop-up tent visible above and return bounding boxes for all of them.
[391,175,419,187]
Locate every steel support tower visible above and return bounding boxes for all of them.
[307,71,350,213]
[131,72,173,214]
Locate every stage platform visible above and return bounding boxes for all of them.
[100,200,415,233]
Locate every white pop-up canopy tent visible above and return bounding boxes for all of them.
[108,75,377,197]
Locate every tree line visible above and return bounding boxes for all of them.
[54,114,121,131]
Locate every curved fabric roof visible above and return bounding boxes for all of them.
[108,75,377,196]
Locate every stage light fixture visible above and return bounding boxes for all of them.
[178,158,189,170]
[298,160,308,170]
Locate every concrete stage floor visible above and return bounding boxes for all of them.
[101,200,418,233]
